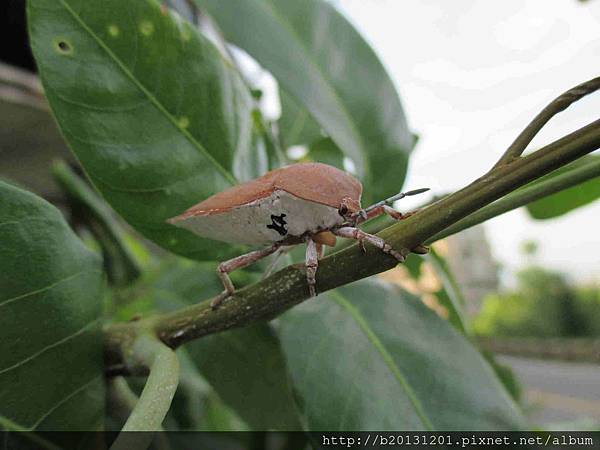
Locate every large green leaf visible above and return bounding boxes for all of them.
[526,156,600,220]
[197,0,415,203]
[28,0,263,261]
[0,182,104,431]
[280,279,526,430]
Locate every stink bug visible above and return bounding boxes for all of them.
[168,162,429,308]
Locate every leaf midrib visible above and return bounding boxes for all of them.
[56,0,237,186]
[329,290,435,431]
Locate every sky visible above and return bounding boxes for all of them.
[332,0,600,285]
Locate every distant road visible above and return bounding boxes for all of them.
[499,355,600,426]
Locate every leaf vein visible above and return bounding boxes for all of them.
[31,376,102,430]
[0,319,100,375]
[329,290,435,430]
[0,270,98,308]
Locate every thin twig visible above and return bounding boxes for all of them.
[429,156,600,243]
[492,77,600,169]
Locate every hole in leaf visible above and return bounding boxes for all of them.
[53,38,74,55]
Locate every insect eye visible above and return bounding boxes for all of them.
[338,205,349,217]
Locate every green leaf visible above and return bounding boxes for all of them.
[279,89,322,148]
[52,161,143,286]
[526,156,600,220]
[425,248,468,334]
[480,350,523,404]
[0,182,104,432]
[280,279,526,430]
[308,138,345,171]
[170,348,249,431]
[28,0,263,261]
[186,324,303,430]
[197,0,415,203]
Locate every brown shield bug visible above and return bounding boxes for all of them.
[168,162,429,308]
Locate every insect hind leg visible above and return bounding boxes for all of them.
[212,244,281,309]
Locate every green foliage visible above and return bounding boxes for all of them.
[28,0,262,262]
[473,267,592,338]
[520,240,539,257]
[279,89,323,148]
[526,156,600,219]
[0,182,105,432]
[480,350,523,404]
[170,349,249,431]
[196,0,415,203]
[280,279,525,430]
[53,161,143,286]
[117,258,302,431]
[20,0,599,436]
[572,285,600,336]
[425,248,468,334]
[186,325,303,430]
[307,138,345,171]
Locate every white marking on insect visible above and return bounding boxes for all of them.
[167,162,429,308]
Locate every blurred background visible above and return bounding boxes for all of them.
[1,0,599,429]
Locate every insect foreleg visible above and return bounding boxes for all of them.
[353,205,412,225]
[305,239,319,297]
[348,187,429,225]
[212,244,281,308]
[333,227,407,263]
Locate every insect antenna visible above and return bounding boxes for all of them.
[360,187,430,216]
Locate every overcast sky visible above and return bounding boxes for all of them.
[335,0,600,285]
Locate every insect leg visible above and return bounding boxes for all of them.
[359,207,430,255]
[333,227,407,263]
[348,207,429,255]
[350,188,429,224]
[305,238,319,297]
[355,205,412,225]
[262,246,293,279]
[212,244,281,308]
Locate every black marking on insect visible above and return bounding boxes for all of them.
[266,213,288,236]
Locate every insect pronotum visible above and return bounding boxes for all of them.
[168,162,429,308]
